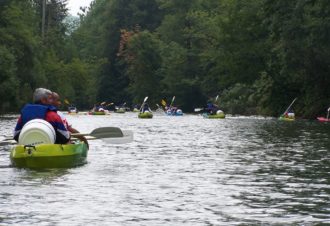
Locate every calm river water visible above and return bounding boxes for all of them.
[0,113,330,225]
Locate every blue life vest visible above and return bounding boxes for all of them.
[206,103,214,110]
[21,104,57,126]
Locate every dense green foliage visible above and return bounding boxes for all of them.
[0,0,100,112]
[1,0,329,117]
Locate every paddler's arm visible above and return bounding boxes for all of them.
[68,126,89,148]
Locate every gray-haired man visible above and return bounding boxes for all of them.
[14,88,70,144]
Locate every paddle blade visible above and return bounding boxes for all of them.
[139,96,149,111]
[282,97,297,115]
[74,130,134,144]
[161,99,166,106]
[194,108,203,112]
[64,99,70,105]
[101,130,133,144]
[90,127,124,138]
[171,96,175,103]
[215,95,219,102]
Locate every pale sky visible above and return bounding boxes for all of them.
[67,0,94,16]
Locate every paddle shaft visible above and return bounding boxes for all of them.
[139,96,148,112]
[327,108,330,120]
[194,108,203,112]
[2,135,104,146]
[170,96,175,108]
[0,127,132,146]
[156,104,165,113]
[72,127,124,138]
[282,98,297,115]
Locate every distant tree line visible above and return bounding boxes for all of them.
[1,0,329,118]
[0,0,101,112]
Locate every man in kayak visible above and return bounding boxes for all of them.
[52,92,88,147]
[171,106,178,114]
[52,92,69,127]
[284,108,295,119]
[205,101,219,115]
[141,103,152,113]
[13,88,70,144]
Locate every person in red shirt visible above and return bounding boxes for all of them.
[52,92,88,147]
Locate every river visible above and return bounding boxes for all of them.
[0,113,330,225]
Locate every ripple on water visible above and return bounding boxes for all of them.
[0,114,330,225]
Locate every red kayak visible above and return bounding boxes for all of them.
[317,117,330,122]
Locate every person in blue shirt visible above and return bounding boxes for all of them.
[205,101,219,115]
[141,103,151,113]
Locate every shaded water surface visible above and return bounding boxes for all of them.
[0,113,330,225]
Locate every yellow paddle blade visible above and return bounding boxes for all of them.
[161,99,166,106]
[64,99,70,105]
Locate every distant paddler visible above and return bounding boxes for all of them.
[89,102,111,115]
[64,99,78,114]
[203,95,226,119]
[279,98,297,121]
[138,96,153,118]
[317,107,330,122]
[162,96,183,116]
[141,103,152,113]
[132,104,140,112]
[115,102,126,113]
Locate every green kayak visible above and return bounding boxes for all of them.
[10,142,88,168]
[202,112,225,119]
[89,111,106,115]
[279,116,295,121]
[115,108,126,113]
[138,112,153,118]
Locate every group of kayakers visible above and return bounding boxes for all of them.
[140,97,223,116]
[13,88,87,145]
[90,104,107,113]
[14,90,223,130]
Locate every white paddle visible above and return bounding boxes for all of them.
[281,98,297,116]
[1,127,134,146]
[139,96,148,112]
[170,96,176,108]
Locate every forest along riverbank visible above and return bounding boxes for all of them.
[0,113,330,225]
[1,1,330,118]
